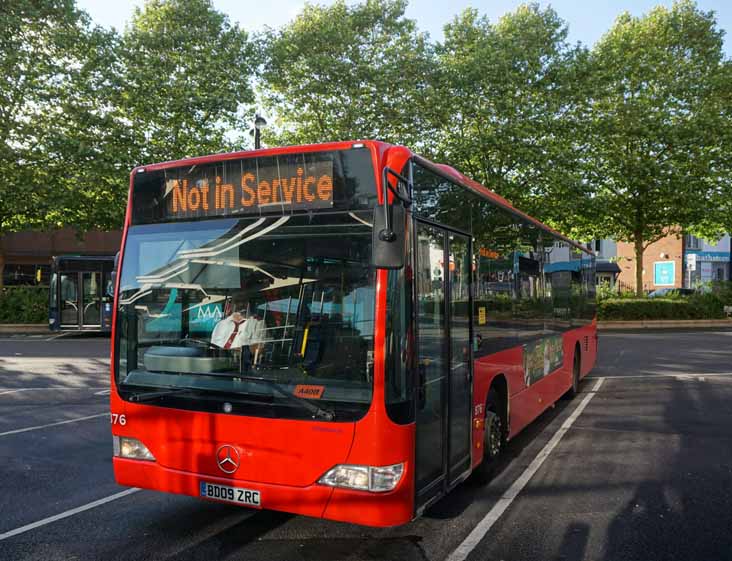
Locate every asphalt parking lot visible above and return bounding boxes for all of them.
[1,330,732,561]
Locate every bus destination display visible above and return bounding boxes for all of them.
[164,157,334,219]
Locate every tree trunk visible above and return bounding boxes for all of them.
[634,237,644,297]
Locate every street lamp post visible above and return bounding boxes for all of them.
[251,113,267,150]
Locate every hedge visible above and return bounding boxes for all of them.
[598,294,727,321]
[0,286,48,324]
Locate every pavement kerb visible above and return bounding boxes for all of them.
[598,319,732,330]
[0,324,50,334]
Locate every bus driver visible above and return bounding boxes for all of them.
[210,296,266,361]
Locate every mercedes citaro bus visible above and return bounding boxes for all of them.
[110,141,597,527]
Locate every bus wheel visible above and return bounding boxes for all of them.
[563,349,581,400]
[471,389,504,484]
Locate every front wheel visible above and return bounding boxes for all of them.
[471,389,505,483]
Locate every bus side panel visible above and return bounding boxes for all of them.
[579,321,598,379]
[508,367,565,439]
[470,347,523,469]
[507,323,598,439]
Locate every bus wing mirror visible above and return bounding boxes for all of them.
[372,203,405,270]
[372,166,411,270]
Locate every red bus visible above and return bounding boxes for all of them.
[110,140,597,527]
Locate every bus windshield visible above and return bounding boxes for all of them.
[116,211,375,421]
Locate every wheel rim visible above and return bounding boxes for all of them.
[487,412,502,457]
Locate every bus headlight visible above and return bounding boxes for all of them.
[113,436,155,461]
[318,463,404,492]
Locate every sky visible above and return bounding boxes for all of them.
[76,0,731,54]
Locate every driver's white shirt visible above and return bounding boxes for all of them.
[211,315,266,349]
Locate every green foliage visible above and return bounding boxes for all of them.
[260,0,435,147]
[596,284,637,301]
[0,0,257,248]
[120,0,257,162]
[431,5,588,218]
[710,281,732,305]
[575,1,732,293]
[0,0,123,235]
[598,294,726,320]
[3,0,732,304]
[0,286,48,324]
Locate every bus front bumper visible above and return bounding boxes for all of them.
[113,457,414,527]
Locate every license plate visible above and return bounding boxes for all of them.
[199,481,261,508]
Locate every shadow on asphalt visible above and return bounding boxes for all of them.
[0,360,110,389]
[599,376,732,561]
[179,535,431,561]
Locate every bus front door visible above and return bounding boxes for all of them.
[414,222,472,511]
[81,271,102,328]
[59,271,103,329]
[59,274,80,328]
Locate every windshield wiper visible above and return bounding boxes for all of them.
[122,379,335,421]
[126,386,199,403]
[235,375,335,421]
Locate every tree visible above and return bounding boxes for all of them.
[0,0,122,287]
[430,5,588,221]
[119,0,257,164]
[0,0,259,288]
[260,0,436,147]
[581,0,732,295]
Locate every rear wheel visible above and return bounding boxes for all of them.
[564,349,581,399]
[471,388,505,483]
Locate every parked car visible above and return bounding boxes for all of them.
[647,287,697,298]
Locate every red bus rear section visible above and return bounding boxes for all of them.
[110,140,596,527]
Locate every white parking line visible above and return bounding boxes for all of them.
[0,413,107,437]
[0,488,140,541]
[45,333,71,341]
[447,378,605,561]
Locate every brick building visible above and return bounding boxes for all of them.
[0,229,122,286]
[605,231,730,292]
[615,231,684,292]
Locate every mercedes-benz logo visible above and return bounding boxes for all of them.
[216,444,240,474]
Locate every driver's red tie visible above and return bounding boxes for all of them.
[223,320,245,349]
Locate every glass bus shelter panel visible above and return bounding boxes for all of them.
[448,233,472,481]
[60,274,80,326]
[82,271,101,326]
[415,223,447,496]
